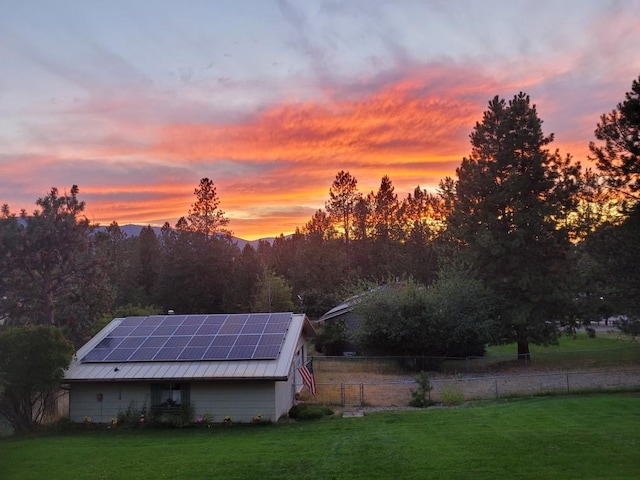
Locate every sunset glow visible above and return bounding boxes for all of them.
[2,1,640,239]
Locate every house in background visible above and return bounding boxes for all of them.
[319,284,405,356]
[64,312,316,424]
[318,295,362,356]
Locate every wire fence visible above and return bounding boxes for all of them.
[301,350,640,408]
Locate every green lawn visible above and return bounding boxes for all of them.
[2,394,639,479]
[486,330,632,355]
[481,331,640,370]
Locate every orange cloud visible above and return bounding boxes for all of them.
[109,74,484,239]
[151,75,481,167]
[11,67,599,241]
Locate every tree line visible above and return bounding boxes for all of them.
[1,75,639,431]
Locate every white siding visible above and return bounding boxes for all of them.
[293,336,307,392]
[190,381,275,423]
[70,380,285,424]
[274,377,294,420]
[274,336,308,419]
[69,382,150,423]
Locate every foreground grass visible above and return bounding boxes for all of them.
[2,394,639,480]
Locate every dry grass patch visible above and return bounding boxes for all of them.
[300,357,416,406]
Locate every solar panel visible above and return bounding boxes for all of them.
[211,335,235,347]
[129,347,158,361]
[228,345,255,359]
[164,336,190,348]
[141,336,169,348]
[241,322,266,334]
[235,334,260,346]
[178,347,207,361]
[154,347,184,360]
[253,344,280,358]
[119,337,145,349]
[219,322,243,334]
[196,323,221,335]
[174,324,199,336]
[80,313,292,363]
[81,349,110,362]
[187,335,215,347]
[154,324,179,336]
[105,348,136,362]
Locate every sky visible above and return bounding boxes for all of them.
[1,1,640,240]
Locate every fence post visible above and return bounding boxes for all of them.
[340,384,345,407]
[360,384,364,406]
[495,379,499,399]
[566,373,570,394]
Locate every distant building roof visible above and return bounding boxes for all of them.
[319,284,400,322]
[319,297,359,322]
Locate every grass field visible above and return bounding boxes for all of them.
[483,330,640,370]
[313,331,640,377]
[2,394,639,479]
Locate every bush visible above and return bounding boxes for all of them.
[409,371,434,407]
[149,403,194,428]
[288,404,334,420]
[117,401,147,427]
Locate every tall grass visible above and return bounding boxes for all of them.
[2,394,639,480]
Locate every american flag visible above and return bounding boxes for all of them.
[297,359,317,395]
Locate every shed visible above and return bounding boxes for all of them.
[64,312,316,424]
[319,284,404,355]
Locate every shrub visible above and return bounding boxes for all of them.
[288,404,334,420]
[148,403,194,428]
[117,401,147,427]
[409,371,434,407]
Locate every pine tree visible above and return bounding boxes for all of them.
[443,93,581,361]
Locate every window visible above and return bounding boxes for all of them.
[151,383,190,407]
[295,345,305,370]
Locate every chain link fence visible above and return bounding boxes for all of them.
[301,350,640,408]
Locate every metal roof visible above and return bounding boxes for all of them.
[65,313,316,382]
[319,284,401,322]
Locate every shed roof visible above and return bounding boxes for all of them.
[65,312,315,382]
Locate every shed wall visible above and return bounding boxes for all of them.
[69,382,150,423]
[274,376,294,420]
[190,381,276,423]
[69,380,283,424]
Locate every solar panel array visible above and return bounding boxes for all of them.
[80,313,292,363]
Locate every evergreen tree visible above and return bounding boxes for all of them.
[325,170,360,244]
[371,175,401,242]
[302,209,336,241]
[589,74,640,201]
[583,75,640,321]
[0,187,113,345]
[251,268,295,312]
[442,93,581,361]
[186,177,231,238]
[0,326,74,433]
[137,225,161,305]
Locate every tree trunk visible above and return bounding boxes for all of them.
[517,340,531,363]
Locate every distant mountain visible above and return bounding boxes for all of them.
[114,224,274,250]
[16,218,275,249]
